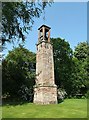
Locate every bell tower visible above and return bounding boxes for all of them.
[34,25,57,104]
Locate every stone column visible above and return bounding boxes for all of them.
[43,26,45,40]
[48,30,50,42]
[34,25,57,104]
[38,31,40,39]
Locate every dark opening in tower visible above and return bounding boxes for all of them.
[38,25,51,43]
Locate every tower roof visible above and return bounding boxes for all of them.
[38,25,51,30]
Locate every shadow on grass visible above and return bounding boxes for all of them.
[2,97,64,106]
[2,98,32,106]
[58,99,64,104]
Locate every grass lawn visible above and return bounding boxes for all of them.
[2,99,87,118]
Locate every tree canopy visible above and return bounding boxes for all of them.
[2,39,88,101]
[2,45,36,101]
[2,1,52,45]
[72,42,88,96]
[51,38,74,96]
[74,42,88,61]
[51,39,88,97]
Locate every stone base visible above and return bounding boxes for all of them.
[34,85,57,104]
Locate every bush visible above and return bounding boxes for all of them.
[85,90,89,99]
[18,85,33,102]
[57,88,67,103]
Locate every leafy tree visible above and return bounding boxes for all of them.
[72,42,88,97]
[70,57,85,97]
[51,39,88,98]
[74,42,88,61]
[2,45,36,101]
[51,38,73,96]
[2,1,52,45]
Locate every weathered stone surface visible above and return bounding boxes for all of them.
[34,25,57,104]
[34,86,57,104]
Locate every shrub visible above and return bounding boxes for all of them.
[57,88,67,103]
[85,90,89,99]
[18,85,33,102]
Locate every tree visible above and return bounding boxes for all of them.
[74,42,88,61]
[2,45,36,101]
[51,38,73,96]
[70,57,85,97]
[2,1,52,45]
[72,42,88,97]
[51,39,88,98]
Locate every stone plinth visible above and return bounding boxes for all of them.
[34,85,57,104]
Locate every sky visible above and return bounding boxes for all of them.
[4,2,87,55]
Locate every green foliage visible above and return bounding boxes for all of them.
[51,38,73,96]
[72,42,88,96]
[86,90,89,98]
[2,1,52,45]
[2,38,88,100]
[2,45,36,101]
[51,39,88,98]
[74,42,88,61]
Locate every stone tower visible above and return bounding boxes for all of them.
[34,25,57,104]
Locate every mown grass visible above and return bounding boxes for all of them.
[2,99,87,118]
